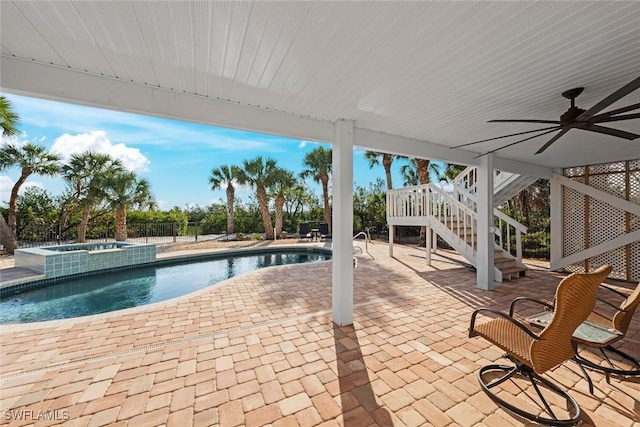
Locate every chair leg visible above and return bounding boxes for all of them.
[574,344,640,378]
[571,356,595,395]
[478,363,582,426]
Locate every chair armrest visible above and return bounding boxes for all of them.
[597,285,628,312]
[469,308,540,340]
[508,297,555,317]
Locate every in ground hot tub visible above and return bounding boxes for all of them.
[15,242,156,278]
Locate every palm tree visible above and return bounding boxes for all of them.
[400,162,420,187]
[0,96,20,138]
[364,151,405,190]
[440,163,466,183]
[300,146,332,231]
[62,151,124,242]
[399,158,438,246]
[237,156,278,240]
[271,168,296,238]
[104,171,156,241]
[0,143,61,253]
[209,164,242,235]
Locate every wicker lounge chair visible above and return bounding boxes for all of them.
[511,268,640,387]
[469,265,610,426]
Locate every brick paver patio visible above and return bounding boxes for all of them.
[0,241,638,426]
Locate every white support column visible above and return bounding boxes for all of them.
[432,229,438,254]
[426,225,432,265]
[476,154,495,290]
[332,120,354,326]
[550,171,564,271]
[389,225,394,257]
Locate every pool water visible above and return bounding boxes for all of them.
[0,251,330,324]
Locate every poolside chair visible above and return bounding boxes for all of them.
[318,222,331,240]
[469,265,609,426]
[511,268,640,385]
[298,222,312,241]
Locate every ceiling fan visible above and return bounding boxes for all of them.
[452,75,640,157]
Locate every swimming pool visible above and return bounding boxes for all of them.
[0,249,331,324]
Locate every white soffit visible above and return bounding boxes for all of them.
[1,1,640,169]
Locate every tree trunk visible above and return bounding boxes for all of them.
[257,184,274,240]
[78,204,91,243]
[8,170,29,240]
[0,214,18,254]
[383,155,393,190]
[321,175,331,233]
[275,192,285,238]
[115,205,127,241]
[383,154,399,242]
[226,184,235,234]
[416,159,430,246]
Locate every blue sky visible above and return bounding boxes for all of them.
[0,93,422,210]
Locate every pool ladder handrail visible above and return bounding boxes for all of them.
[353,230,373,259]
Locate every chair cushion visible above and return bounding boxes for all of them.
[474,319,534,367]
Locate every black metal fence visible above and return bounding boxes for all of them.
[13,221,551,260]
[14,222,225,249]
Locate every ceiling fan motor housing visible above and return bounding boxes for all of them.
[560,106,586,125]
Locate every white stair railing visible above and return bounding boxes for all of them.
[453,166,477,194]
[450,184,527,262]
[386,184,429,219]
[387,183,528,264]
[429,184,477,251]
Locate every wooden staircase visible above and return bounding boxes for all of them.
[387,178,532,283]
[493,249,527,281]
[430,214,527,282]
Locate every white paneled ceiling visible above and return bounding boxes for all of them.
[2,1,640,168]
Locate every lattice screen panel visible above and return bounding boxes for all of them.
[631,169,640,281]
[563,160,640,282]
[563,181,586,274]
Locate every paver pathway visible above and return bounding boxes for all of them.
[0,242,638,426]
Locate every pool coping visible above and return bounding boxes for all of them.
[0,244,333,332]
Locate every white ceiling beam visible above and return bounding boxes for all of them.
[354,128,552,179]
[1,57,552,179]
[0,56,335,143]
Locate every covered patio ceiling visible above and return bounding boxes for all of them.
[1,1,639,171]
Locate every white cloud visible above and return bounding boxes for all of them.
[51,131,150,172]
[0,176,13,204]
[0,177,44,204]
[299,140,321,149]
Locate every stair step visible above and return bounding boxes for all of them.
[499,266,528,280]
[493,249,508,259]
[494,258,516,269]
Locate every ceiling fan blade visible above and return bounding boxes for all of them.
[577,76,640,121]
[473,128,563,158]
[450,126,561,149]
[591,102,640,120]
[535,128,571,154]
[488,119,561,124]
[574,123,640,140]
[592,112,640,124]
